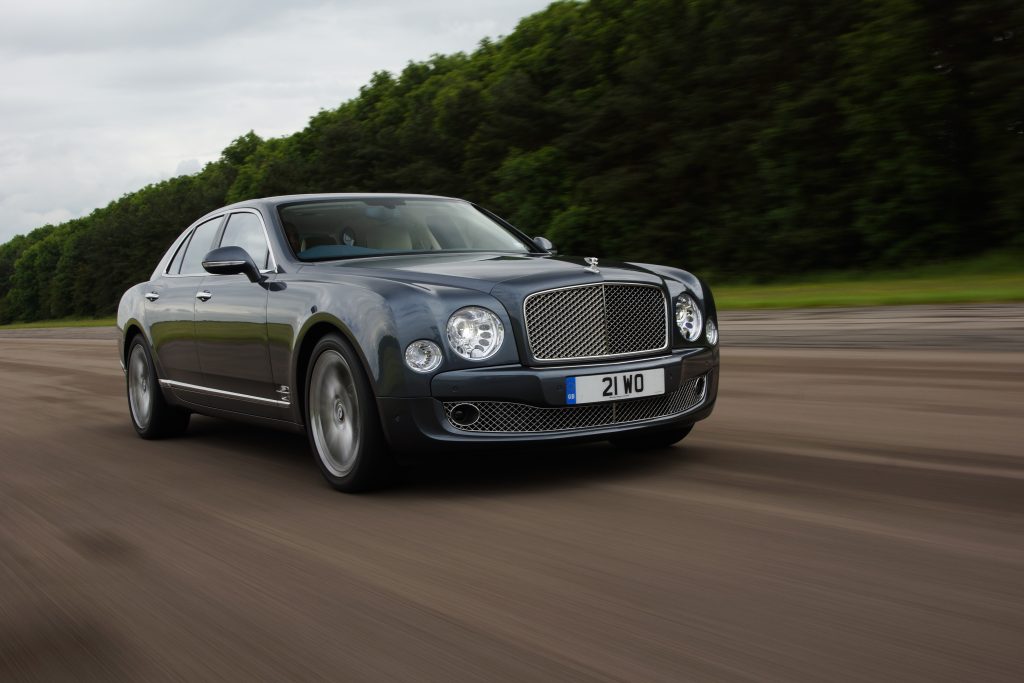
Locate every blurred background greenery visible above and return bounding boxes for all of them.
[0,0,1021,323]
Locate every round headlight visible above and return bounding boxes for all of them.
[404,340,443,373]
[675,294,704,342]
[706,318,718,346]
[446,307,504,360]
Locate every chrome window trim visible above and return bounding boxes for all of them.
[159,379,290,407]
[162,272,207,279]
[162,208,279,279]
[522,282,670,363]
[163,214,225,278]
[223,208,279,275]
[163,230,192,276]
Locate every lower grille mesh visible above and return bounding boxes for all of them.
[443,373,709,434]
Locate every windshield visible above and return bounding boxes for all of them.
[278,198,532,261]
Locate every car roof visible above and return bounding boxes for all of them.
[220,193,464,213]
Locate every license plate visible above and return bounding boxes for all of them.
[566,368,665,405]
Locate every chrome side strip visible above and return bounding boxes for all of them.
[201,259,246,268]
[159,379,291,407]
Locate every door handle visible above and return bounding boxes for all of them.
[195,290,213,302]
[144,291,160,302]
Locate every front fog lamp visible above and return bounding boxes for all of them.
[446,306,504,360]
[404,340,443,373]
[706,318,719,346]
[675,294,704,342]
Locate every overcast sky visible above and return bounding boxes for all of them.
[0,0,552,244]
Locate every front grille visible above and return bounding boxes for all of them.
[443,373,708,434]
[524,283,668,361]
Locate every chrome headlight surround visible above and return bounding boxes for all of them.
[446,306,504,361]
[674,294,704,343]
[404,340,443,373]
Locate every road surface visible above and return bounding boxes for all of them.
[1,306,1022,681]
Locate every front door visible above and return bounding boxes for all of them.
[193,210,281,418]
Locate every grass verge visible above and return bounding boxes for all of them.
[714,251,1023,309]
[0,316,117,330]
[715,273,1024,309]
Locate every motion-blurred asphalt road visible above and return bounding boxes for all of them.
[2,306,1022,681]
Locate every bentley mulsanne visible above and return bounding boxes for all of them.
[117,194,719,491]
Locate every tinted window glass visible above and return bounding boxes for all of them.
[167,233,189,274]
[278,199,530,261]
[220,212,270,269]
[179,217,223,275]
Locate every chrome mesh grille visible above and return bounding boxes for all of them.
[443,373,708,434]
[524,283,668,361]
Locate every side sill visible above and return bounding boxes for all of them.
[159,379,290,407]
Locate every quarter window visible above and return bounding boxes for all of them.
[178,217,223,275]
[167,233,189,274]
[220,212,270,270]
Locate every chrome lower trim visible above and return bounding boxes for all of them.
[159,379,291,407]
[534,354,675,371]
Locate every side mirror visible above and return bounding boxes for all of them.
[202,246,262,283]
[533,236,556,253]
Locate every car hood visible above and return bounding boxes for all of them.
[301,252,667,294]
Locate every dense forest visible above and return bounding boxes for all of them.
[1,0,1021,322]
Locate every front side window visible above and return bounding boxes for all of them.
[220,212,270,270]
[178,217,223,275]
[279,198,531,262]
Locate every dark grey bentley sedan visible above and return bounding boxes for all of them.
[118,194,719,491]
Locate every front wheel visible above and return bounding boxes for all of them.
[609,424,693,451]
[305,334,394,492]
[126,336,190,439]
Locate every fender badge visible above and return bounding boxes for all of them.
[584,257,600,274]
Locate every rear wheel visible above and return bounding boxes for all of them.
[126,336,190,439]
[305,334,394,492]
[609,424,693,450]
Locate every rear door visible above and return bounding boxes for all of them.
[147,216,223,386]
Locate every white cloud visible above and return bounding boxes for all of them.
[0,0,551,243]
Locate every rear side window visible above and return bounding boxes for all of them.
[220,212,270,269]
[178,217,223,275]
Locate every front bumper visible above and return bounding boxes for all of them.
[377,347,718,451]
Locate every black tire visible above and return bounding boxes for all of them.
[609,424,693,450]
[126,336,190,439]
[304,334,395,492]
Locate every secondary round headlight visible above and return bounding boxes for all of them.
[675,294,704,342]
[446,306,504,360]
[706,318,719,346]
[404,340,443,373]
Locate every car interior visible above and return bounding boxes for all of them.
[279,200,527,260]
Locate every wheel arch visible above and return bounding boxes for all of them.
[122,321,148,369]
[293,317,375,425]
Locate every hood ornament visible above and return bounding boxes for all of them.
[584,257,600,274]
